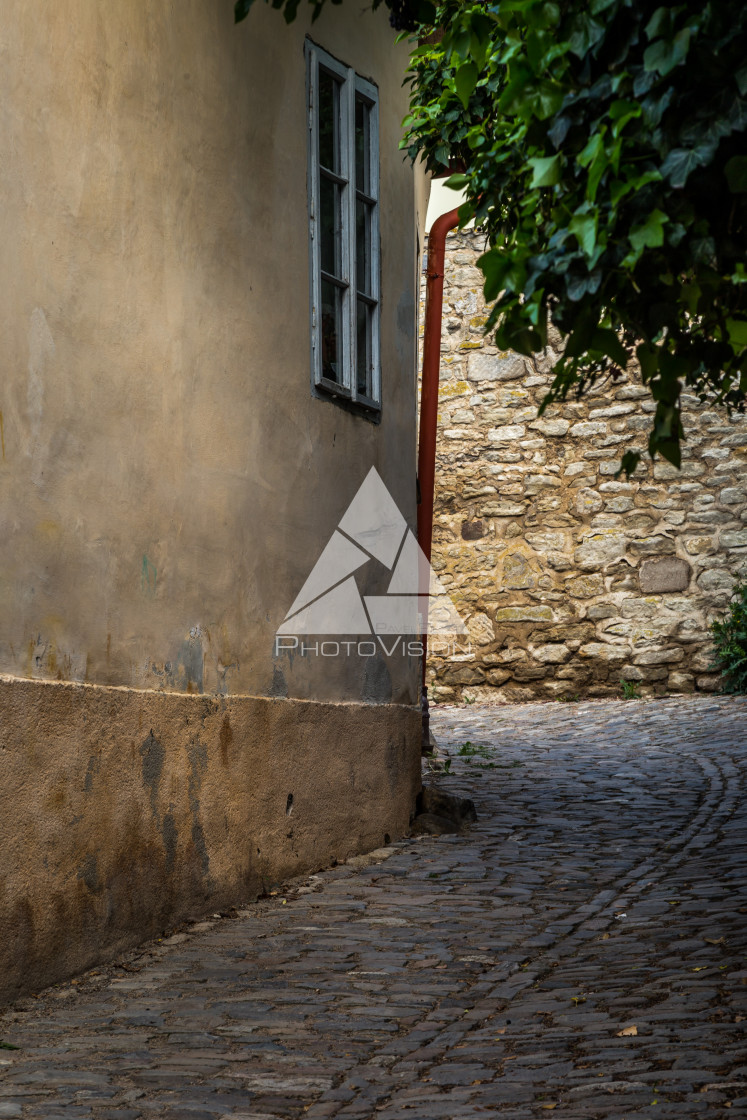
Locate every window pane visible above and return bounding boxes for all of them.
[355,96,370,194]
[321,279,343,384]
[356,298,371,397]
[318,70,339,173]
[356,199,372,295]
[320,173,342,279]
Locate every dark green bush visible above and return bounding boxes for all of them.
[710,582,747,694]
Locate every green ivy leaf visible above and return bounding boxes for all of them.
[569,212,598,256]
[451,28,472,61]
[609,99,642,137]
[636,342,660,380]
[528,154,561,188]
[644,27,692,76]
[479,249,512,302]
[444,172,470,190]
[661,145,710,188]
[590,327,628,367]
[577,131,604,169]
[629,209,668,252]
[726,318,747,349]
[454,61,479,109]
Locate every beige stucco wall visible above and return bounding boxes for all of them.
[0,0,424,705]
[0,3,426,1003]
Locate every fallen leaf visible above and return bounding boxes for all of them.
[617,1025,637,1037]
[571,996,586,1005]
[736,1015,745,1023]
[704,937,725,946]
[692,966,707,972]
[541,1104,558,1111]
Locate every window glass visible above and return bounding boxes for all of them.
[318,70,339,173]
[320,176,342,279]
[356,298,371,398]
[355,97,370,196]
[356,199,372,295]
[321,279,342,384]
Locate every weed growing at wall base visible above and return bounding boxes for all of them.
[710,582,747,694]
[620,679,642,701]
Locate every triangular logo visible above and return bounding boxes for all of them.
[278,467,467,636]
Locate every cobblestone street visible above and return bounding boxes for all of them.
[2,695,747,1119]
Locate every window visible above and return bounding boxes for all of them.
[306,41,381,411]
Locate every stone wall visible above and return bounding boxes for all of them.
[425,229,747,703]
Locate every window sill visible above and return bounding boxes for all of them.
[313,379,382,423]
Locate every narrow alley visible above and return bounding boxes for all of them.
[1,695,746,1119]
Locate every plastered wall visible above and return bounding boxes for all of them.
[0,0,424,706]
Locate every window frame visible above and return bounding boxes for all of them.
[306,40,381,413]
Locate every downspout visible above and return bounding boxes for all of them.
[417,205,461,751]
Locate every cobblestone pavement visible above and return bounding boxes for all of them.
[2,696,747,1119]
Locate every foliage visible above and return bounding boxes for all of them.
[237,0,747,473]
[619,678,642,700]
[710,581,747,693]
[400,1,747,474]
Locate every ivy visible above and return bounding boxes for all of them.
[238,0,747,474]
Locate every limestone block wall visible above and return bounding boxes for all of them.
[425,230,747,703]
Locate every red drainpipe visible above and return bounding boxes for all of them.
[417,205,461,750]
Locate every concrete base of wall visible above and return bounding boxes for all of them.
[0,676,421,1006]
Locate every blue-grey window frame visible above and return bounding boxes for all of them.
[306,40,381,412]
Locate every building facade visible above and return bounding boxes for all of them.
[0,2,426,1003]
